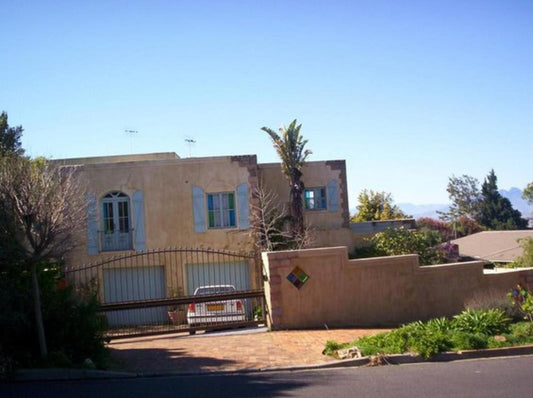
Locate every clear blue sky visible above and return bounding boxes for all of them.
[2,0,532,207]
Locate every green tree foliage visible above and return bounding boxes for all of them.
[477,170,527,230]
[370,227,444,265]
[0,111,24,156]
[351,190,408,222]
[417,217,454,241]
[443,171,527,231]
[0,156,86,359]
[261,120,311,239]
[523,182,533,206]
[455,215,483,237]
[441,174,481,222]
[0,260,108,372]
[417,216,482,241]
[510,238,533,268]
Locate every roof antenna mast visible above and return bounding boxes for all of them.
[185,137,196,158]
[124,129,138,153]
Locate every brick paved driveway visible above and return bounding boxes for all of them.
[108,327,388,374]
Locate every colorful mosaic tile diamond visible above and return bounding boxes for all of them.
[287,266,309,289]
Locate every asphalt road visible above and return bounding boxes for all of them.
[3,355,533,398]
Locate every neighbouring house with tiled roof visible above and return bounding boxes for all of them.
[451,230,533,264]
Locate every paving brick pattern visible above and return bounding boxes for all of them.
[108,328,388,374]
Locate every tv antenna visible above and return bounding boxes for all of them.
[124,129,138,153]
[185,138,196,157]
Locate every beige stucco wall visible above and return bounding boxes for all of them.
[262,247,533,329]
[67,155,258,267]
[258,160,352,249]
[63,152,364,279]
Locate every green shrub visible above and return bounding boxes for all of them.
[424,317,452,333]
[0,261,108,369]
[46,350,73,368]
[0,351,17,381]
[487,336,509,348]
[450,331,488,350]
[350,244,382,259]
[324,308,530,361]
[347,321,453,359]
[508,238,533,268]
[510,321,533,338]
[0,263,37,368]
[409,330,451,359]
[354,333,399,356]
[465,291,521,321]
[508,285,533,322]
[42,284,108,367]
[377,330,410,354]
[452,309,510,335]
[323,340,349,356]
[369,227,445,265]
[394,321,453,358]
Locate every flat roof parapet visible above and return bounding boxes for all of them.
[54,152,180,166]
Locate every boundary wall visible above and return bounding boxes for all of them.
[262,247,533,329]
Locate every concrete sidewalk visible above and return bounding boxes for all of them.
[107,327,385,375]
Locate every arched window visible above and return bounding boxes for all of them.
[101,191,132,251]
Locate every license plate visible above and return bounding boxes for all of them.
[207,303,224,311]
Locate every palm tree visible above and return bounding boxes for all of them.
[261,119,312,238]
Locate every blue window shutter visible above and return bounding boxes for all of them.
[236,182,249,230]
[327,180,339,212]
[87,193,99,255]
[133,190,146,252]
[193,186,206,233]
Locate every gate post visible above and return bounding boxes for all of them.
[261,251,287,330]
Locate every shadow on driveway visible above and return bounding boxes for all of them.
[109,346,239,374]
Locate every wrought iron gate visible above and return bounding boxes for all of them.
[64,248,265,339]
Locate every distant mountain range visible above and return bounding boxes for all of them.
[396,203,449,219]
[396,188,532,220]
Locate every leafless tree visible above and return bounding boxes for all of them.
[0,156,86,358]
[250,183,314,252]
[250,184,290,252]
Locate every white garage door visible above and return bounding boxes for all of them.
[104,266,167,327]
[185,262,251,294]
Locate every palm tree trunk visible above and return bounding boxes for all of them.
[290,171,305,237]
[31,262,48,359]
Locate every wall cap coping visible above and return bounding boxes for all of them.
[258,160,345,168]
[61,154,258,170]
[415,261,485,273]
[348,254,418,267]
[263,246,348,260]
[484,267,533,274]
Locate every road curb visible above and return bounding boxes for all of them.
[13,368,137,382]
[341,344,533,367]
[12,344,533,381]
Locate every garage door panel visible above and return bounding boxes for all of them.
[104,266,167,327]
[185,262,250,295]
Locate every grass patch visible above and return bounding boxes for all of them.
[324,309,533,360]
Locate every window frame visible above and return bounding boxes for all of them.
[100,191,133,251]
[304,187,327,211]
[207,191,236,229]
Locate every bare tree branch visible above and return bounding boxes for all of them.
[0,156,86,263]
[0,155,87,359]
[250,183,314,251]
